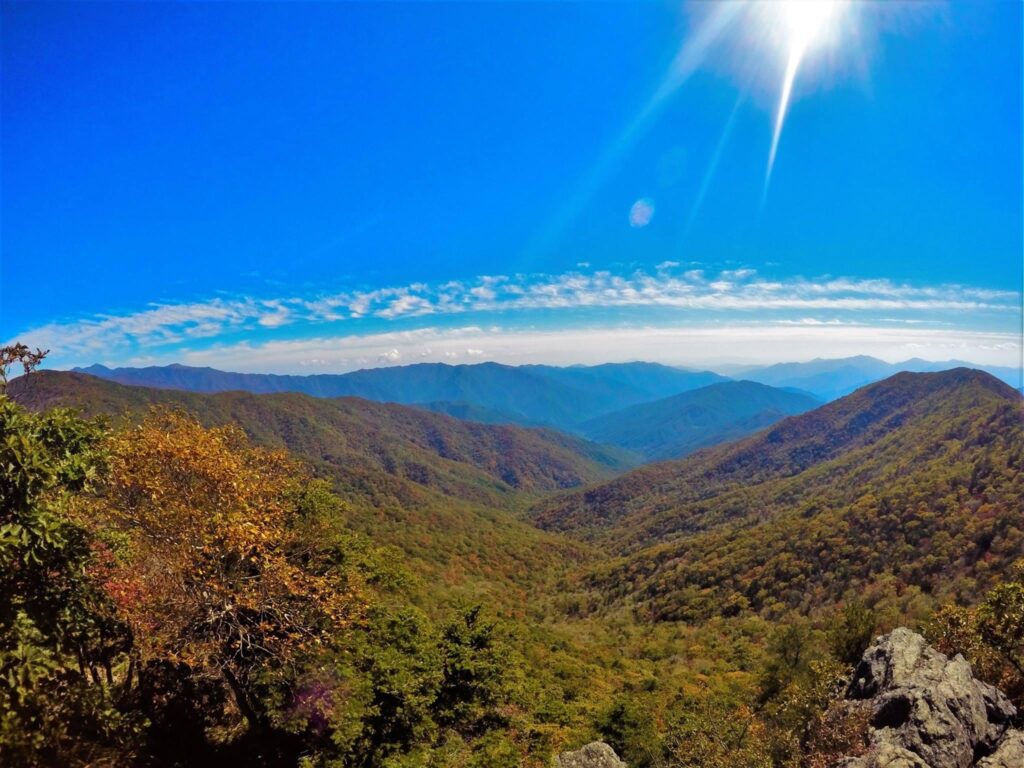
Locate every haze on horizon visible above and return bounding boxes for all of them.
[2,1,1021,373]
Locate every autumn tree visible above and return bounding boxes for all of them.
[83,410,362,734]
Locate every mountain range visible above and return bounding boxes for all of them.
[69,358,1021,463]
[74,356,1020,418]
[72,361,728,431]
[21,364,1022,619]
[532,368,1023,620]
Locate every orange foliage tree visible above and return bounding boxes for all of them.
[82,410,360,729]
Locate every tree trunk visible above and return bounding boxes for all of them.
[222,667,269,732]
[118,654,136,704]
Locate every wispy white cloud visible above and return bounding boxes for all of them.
[300,269,1016,319]
[9,265,1020,368]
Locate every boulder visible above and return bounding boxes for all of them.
[977,729,1024,768]
[832,743,930,768]
[835,628,1018,768]
[555,741,626,768]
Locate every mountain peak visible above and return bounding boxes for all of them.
[860,366,1018,399]
[72,363,113,374]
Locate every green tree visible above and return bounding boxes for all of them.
[343,607,443,766]
[435,606,517,738]
[0,396,139,765]
[662,689,773,768]
[596,695,662,768]
[977,578,1024,678]
[757,622,818,706]
[828,600,877,665]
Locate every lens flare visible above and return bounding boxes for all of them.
[629,198,655,228]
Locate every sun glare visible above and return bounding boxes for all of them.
[762,0,853,185]
[663,0,871,203]
[779,0,847,56]
[533,0,885,249]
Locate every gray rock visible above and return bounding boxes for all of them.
[841,628,1017,768]
[832,743,931,768]
[555,741,626,768]
[977,729,1024,768]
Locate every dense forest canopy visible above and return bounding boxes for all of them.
[534,370,1023,620]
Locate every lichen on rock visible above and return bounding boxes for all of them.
[555,741,627,768]
[833,628,1020,768]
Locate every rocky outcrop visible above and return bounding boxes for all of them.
[555,741,626,768]
[976,728,1024,768]
[553,632,1021,768]
[833,628,1021,768]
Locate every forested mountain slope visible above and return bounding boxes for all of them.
[10,371,627,597]
[72,360,727,429]
[416,399,528,425]
[533,369,1024,619]
[16,371,630,498]
[579,380,820,460]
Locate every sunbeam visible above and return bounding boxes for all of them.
[685,94,746,237]
[761,1,853,187]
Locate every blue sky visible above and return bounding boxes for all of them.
[2,1,1021,371]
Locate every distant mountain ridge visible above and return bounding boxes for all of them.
[73,357,1021,420]
[732,355,1021,400]
[72,361,729,430]
[578,380,821,460]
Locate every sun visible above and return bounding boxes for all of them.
[778,0,849,56]
[758,1,854,181]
